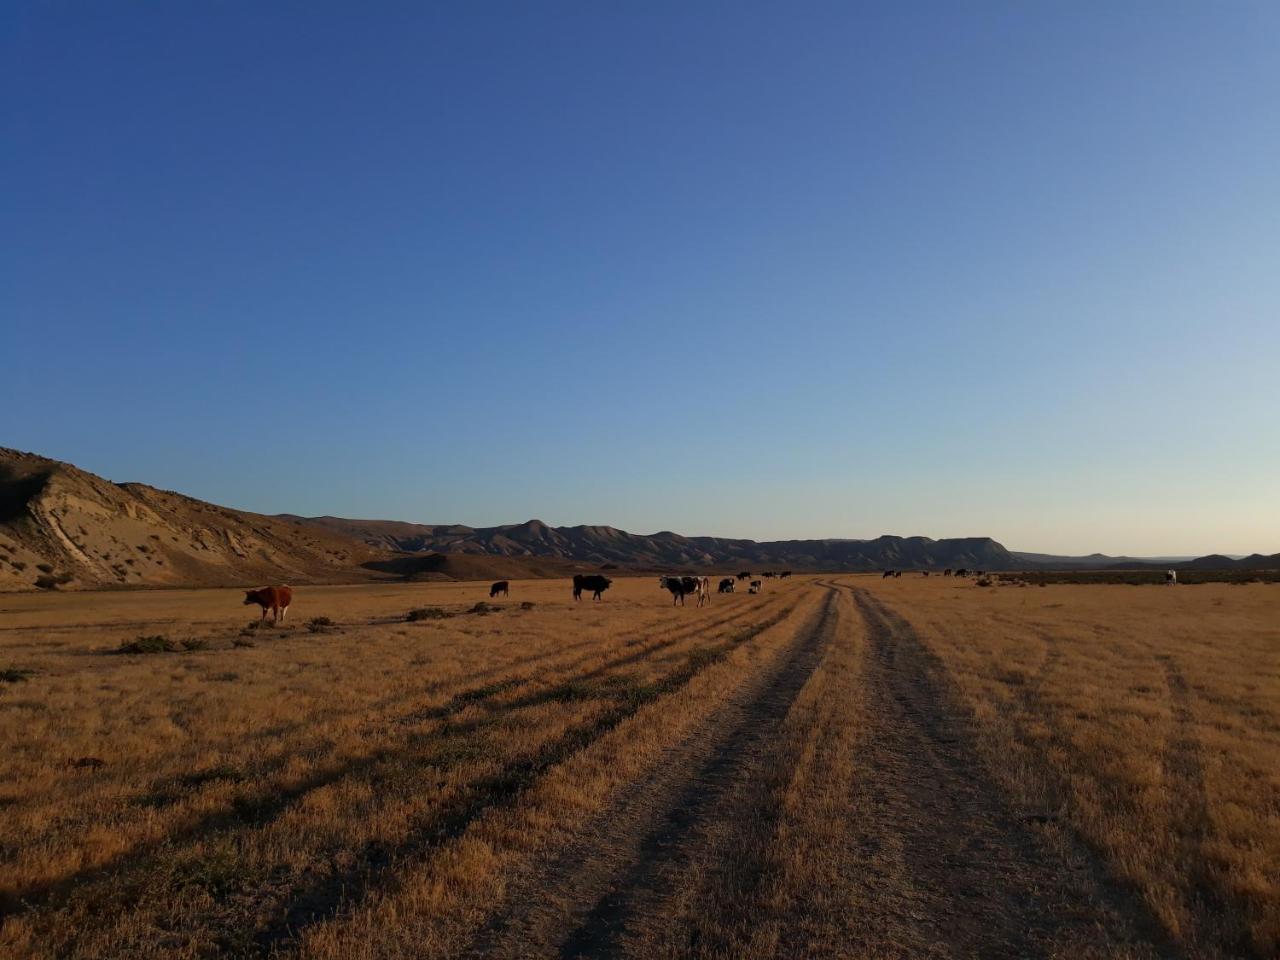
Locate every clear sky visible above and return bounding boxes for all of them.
[3,2,1277,556]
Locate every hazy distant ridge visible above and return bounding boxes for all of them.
[2,447,1275,592]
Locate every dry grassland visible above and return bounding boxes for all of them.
[873,576,1280,959]
[0,575,1275,958]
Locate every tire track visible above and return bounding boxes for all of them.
[464,583,840,959]
[253,595,808,957]
[1157,655,1248,956]
[843,589,1178,959]
[3,595,791,929]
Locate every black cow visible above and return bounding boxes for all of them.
[921,571,930,577]
[763,571,776,579]
[489,580,509,598]
[943,568,953,577]
[882,570,896,579]
[572,574,612,601]
[955,568,969,577]
[779,570,792,579]
[895,571,902,578]
[736,571,751,581]
[718,577,735,594]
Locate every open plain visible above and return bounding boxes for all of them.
[0,575,1276,959]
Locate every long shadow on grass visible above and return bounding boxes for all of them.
[0,672,537,923]
[1158,656,1257,957]
[0,613,739,917]
[857,590,1186,960]
[250,605,799,956]
[0,599,795,943]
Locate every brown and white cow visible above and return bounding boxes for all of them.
[244,585,292,622]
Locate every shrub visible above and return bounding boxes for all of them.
[307,616,335,634]
[11,561,25,572]
[232,637,256,648]
[118,635,177,654]
[34,575,60,590]
[36,562,53,574]
[976,576,994,587]
[1,667,36,683]
[469,602,492,615]
[520,601,536,610]
[407,607,451,622]
[180,638,208,651]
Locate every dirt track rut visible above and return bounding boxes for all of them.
[464,584,840,958]
[466,583,1178,959]
[837,588,1174,960]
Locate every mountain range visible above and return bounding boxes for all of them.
[1,447,1275,591]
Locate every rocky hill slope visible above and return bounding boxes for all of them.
[0,449,385,591]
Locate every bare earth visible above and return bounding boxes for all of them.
[0,576,1276,958]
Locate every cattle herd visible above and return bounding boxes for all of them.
[881,568,984,579]
[241,566,1004,620]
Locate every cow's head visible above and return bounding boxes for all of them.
[243,590,257,605]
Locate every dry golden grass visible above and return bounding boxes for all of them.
[0,574,1275,958]
[874,575,1280,958]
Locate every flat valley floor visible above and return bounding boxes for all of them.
[0,576,1277,959]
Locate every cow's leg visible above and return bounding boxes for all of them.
[280,605,288,622]
[260,606,268,621]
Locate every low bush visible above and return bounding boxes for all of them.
[1,667,36,683]
[407,607,452,622]
[118,635,177,654]
[307,616,335,634]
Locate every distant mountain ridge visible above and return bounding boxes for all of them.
[295,517,1036,572]
[1,447,1275,591]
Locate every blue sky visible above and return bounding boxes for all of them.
[3,2,1277,555]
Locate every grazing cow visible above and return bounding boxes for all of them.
[573,574,612,601]
[763,571,777,579]
[489,580,509,598]
[882,570,895,579]
[736,571,751,581]
[749,579,762,593]
[1166,570,1177,585]
[718,577,735,594]
[895,571,902,578]
[779,570,792,579]
[943,568,953,577]
[956,568,969,577]
[660,575,711,607]
[921,571,930,577]
[244,585,292,622]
